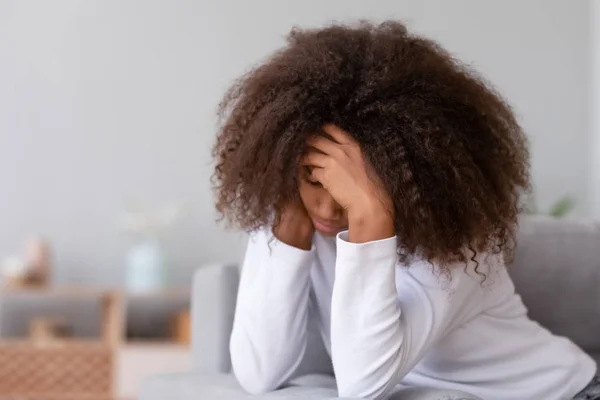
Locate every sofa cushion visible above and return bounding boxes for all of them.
[509,216,600,351]
[588,352,600,371]
[140,373,344,400]
[139,373,481,400]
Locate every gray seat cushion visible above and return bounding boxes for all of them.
[140,373,481,400]
[589,352,600,370]
[140,373,346,400]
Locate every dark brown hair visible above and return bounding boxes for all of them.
[212,20,530,268]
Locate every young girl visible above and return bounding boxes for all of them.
[212,21,597,400]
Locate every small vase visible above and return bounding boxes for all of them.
[125,238,166,293]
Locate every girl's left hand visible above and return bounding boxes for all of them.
[303,124,395,241]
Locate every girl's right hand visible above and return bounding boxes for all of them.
[273,201,314,251]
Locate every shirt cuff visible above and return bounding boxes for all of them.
[252,228,315,271]
[271,237,315,266]
[335,231,397,271]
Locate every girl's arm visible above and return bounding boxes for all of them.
[330,232,485,399]
[229,227,314,394]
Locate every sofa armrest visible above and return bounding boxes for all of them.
[191,263,239,373]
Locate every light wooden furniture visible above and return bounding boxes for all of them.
[0,290,122,400]
[118,289,192,399]
[116,342,191,399]
[29,316,70,340]
[170,311,191,345]
[0,287,191,400]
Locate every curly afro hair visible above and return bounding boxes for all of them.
[212,20,530,267]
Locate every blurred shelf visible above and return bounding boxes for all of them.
[125,287,190,299]
[0,286,190,299]
[124,339,188,347]
[0,285,191,399]
[0,338,108,348]
[0,286,113,297]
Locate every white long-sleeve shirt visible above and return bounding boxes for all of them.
[230,228,596,400]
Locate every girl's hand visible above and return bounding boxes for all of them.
[273,200,314,251]
[303,124,395,243]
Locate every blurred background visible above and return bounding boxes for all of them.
[1,0,599,287]
[0,1,599,399]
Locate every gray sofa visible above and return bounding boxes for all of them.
[140,216,600,400]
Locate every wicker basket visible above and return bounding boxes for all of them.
[0,291,122,400]
[0,341,112,399]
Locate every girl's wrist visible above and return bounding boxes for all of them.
[273,218,314,251]
[348,202,395,243]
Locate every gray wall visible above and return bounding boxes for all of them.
[0,0,596,285]
[591,0,600,219]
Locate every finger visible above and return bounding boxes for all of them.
[306,135,341,156]
[302,151,330,168]
[310,166,326,184]
[322,124,354,145]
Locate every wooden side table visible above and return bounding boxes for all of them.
[0,289,123,400]
[0,286,192,400]
[116,341,191,399]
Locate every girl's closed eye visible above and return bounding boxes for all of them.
[303,166,322,187]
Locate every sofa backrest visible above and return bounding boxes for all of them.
[509,216,600,351]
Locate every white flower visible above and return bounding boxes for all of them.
[2,256,27,278]
[118,200,186,237]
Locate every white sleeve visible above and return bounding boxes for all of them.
[229,228,314,394]
[331,231,485,399]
